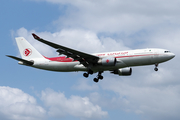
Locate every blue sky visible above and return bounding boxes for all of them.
[1,0,180,120]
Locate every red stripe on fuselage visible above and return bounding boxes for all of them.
[44,56,74,62]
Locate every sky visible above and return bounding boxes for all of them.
[1,0,180,120]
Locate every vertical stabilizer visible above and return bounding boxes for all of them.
[15,37,44,60]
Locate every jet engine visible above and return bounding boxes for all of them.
[111,67,132,76]
[98,57,116,66]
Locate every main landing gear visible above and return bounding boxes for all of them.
[154,63,159,71]
[93,71,103,83]
[83,70,103,83]
[83,69,93,78]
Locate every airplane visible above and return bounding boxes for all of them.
[7,33,175,82]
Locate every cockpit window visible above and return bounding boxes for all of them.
[164,51,171,53]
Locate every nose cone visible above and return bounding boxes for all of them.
[171,53,175,59]
[167,53,175,60]
[158,50,175,63]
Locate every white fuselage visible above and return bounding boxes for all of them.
[29,48,175,72]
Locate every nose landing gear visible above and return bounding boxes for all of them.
[154,63,159,71]
[154,67,158,71]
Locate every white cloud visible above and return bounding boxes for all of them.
[31,0,180,35]
[14,28,56,57]
[147,28,180,53]
[14,28,129,57]
[98,65,180,120]
[41,88,108,119]
[13,0,180,120]
[72,79,99,91]
[0,86,46,120]
[0,86,108,120]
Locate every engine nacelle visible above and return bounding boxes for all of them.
[98,57,116,66]
[112,68,132,76]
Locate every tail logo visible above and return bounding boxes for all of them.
[23,48,32,56]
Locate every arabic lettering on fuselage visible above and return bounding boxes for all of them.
[96,52,128,56]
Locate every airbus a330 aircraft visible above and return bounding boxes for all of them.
[7,33,175,82]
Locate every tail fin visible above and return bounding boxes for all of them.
[16,37,44,60]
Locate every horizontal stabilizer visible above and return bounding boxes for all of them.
[6,55,34,66]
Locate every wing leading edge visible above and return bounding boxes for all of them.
[32,33,99,66]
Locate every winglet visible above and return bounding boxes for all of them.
[32,33,41,40]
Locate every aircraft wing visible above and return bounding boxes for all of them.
[32,33,99,66]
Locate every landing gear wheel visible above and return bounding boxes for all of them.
[93,78,99,83]
[154,63,159,71]
[88,70,93,75]
[154,68,158,71]
[98,75,103,80]
[83,73,89,78]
